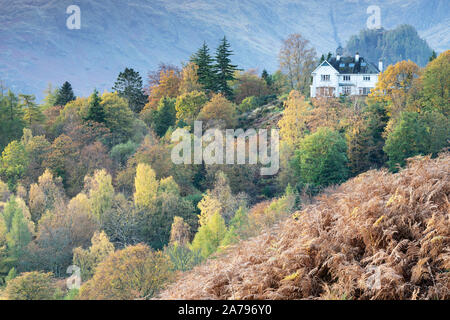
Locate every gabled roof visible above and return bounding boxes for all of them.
[311,60,339,74]
[314,56,380,74]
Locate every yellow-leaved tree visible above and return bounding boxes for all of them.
[134,163,158,210]
[369,60,420,117]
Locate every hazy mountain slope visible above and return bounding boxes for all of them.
[0,0,448,99]
[345,25,433,67]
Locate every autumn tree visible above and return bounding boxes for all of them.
[79,244,173,300]
[4,271,56,300]
[73,231,114,281]
[278,91,310,147]
[85,169,115,225]
[175,90,208,124]
[134,163,158,210]
[232,69,270,104]
[197,93,237,128]
[279,33,317,96]
[419,50,449,116]
[191,210,227,258]
[179,62,203,94]
[144,69,181,111]
[112,68,147,113]
[28,169,65,223]
[369,60,421,117]
[169,216,190,246]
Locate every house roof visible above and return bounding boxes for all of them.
[316,56,380,74]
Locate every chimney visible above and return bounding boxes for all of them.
[378,59,383,72]
[355,52,360,62]
[337,54,341,61]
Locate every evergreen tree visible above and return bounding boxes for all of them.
[213,36,238,99]
[261,69,273,87]
[19,94,43,126]
[429,50,437,62]
[191,42,216,92]
[152,97,176,137]
[0,90,25,151]
[112,68,147,113]
[55,81,76,106]
[84,89,105,123]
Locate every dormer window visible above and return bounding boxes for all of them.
[321,75,330,82]
[343,75,351,81]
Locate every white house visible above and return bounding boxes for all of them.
[310,49,382,98]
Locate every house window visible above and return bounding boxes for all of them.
[318,87,335,97]
[363,76,371,81]
[321,74,330,82]
[343,86,351,95]
[343,75,351,81]
[359,87,371,95]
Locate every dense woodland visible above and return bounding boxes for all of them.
[0,31,448,299]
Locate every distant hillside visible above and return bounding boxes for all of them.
[345,25,433,67]
[160,154,450,300]
[0,0,448,99]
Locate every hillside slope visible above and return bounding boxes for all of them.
[1,0,449,99]
[160,154,450,300]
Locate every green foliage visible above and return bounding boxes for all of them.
[239,96,259,113]
[152,97,176,137]
[110,140,138,166]
[384,111,449,171]
[87,169,115,224]
[84,89,105,123]
[73,231,115,281]
[419,50,449,116]
[165,242,202,272]
[0,90,25,152]
[294,128,348,188]
[190,42,216,92]
[213,36,238,99]
[0,140,28,191]
[101,92,135,145]
[112,67,147,113]
[55,81,76,106]
[175,90,208,123]
[19,94,43,127]
[191,211,227,258]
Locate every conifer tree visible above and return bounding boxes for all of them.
[213,36,238,99]
[55,81,76,106]
[112,68,147,113]
[84,89,105,123]
[19,94,43,126]
[191,42,216,92]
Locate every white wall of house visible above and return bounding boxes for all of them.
[310,63,379,97]
[311,65,339,97]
